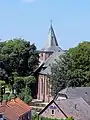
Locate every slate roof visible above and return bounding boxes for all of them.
[37,23,66,75]
[40,24,62,52]
[39,51,65,75]
[57,87,90,105]
[39,97,90,120]
[41,46,62,52]
[55,97,90,120]
[0,97,31,120]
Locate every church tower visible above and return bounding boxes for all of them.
[36,22,64,102]
[39,21,62,63]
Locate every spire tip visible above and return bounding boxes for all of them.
[50,20,52,26]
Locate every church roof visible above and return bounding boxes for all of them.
[39,51,65,75]
[41,23,62,52]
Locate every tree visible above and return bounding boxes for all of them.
[50,41,90,95]
[0,38,39,100]
[18,87,32,104]
[13,76,36,98]
[0,61,11,84]
[0,38,39,77]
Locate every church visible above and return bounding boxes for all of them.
[35,22,65,103]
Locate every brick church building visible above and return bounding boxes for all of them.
[35,23,65,103]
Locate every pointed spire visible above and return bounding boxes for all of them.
[41,21,62,52]
[50,20,52,26]
[48,21,59,47]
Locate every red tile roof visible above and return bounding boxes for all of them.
[0,97,32,120]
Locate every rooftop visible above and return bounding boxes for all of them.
[56,87,90,105]
[0,97,31,120]
[55,97,90,120]
[39,51,65,75]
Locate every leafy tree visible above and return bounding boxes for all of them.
[0,38,39,77]
[13,76,36,93]
[50,41,90,95]
[0,38,39,99]
[0,61,11,84]
[13,75,36,101]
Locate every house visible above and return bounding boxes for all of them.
[55,87,90,105]
[39,97,90,120]
[0,97,32,120]
[35,22,65,103]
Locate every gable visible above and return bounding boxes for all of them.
[39,101,67,119]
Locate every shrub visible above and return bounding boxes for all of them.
[18,87,32,104]
[32,114,74,120]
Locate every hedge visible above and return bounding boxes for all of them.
[32,113,74,120]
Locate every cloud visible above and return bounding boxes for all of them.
[23,0,36,3]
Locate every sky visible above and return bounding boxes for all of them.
[0,0,90,50]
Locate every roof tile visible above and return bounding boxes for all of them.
[0,97,32,120]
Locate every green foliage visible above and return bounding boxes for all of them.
[0,38,39,80]
[13,76,25,94]
[18,87,32,104]
[3,94,9,101]
[0,61,10,84]
[40,117,74,120]
[0,80,6,86]
[32,113,74,120]
[0,38,39,100]
[32,115,74,120]
[8,93,16,99]
[50,41,90,95]
[13,76,35,103]
[32,113,39,120]
[14,75,36,97]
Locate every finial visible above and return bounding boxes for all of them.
[50,20,52,26]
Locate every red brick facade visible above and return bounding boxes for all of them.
[37,72,52,103]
